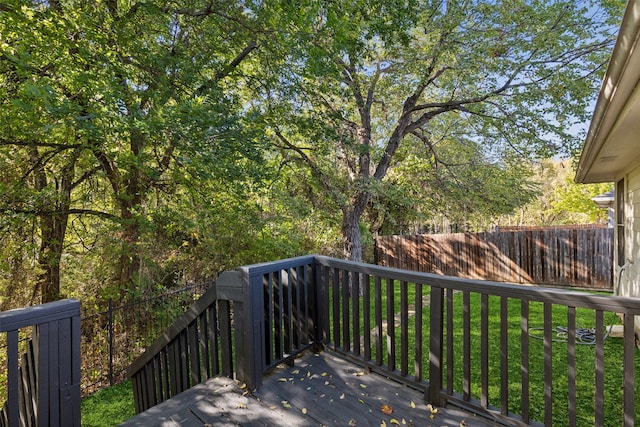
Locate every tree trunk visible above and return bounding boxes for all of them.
[341,195,369,262]
[118,203,141,298]
[30,147,76,303]
[38,213,66,303]
[116,131,145,297]
[342,214,363,262]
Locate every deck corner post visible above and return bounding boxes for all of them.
[427,286,445,406]
[233,267,265,390]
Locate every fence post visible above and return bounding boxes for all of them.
[428,286,445,406]
[108,298,114,386]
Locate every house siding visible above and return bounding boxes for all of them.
[620,171,640,332]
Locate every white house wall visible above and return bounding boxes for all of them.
[620,171,640,331]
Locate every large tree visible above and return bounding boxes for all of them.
[0,1,263,301]
[257,0,623,261]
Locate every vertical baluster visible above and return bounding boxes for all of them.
[275,271,283,359]
[594,310,604,426]
[623,313,635,427]
[414,283,423,382]
[500,296,508,415]
[386,278,396,371]
[481,294,489,408]
[543,303,552,427]
[521,299,530,424]
[264,273,273,365]
[332,267,340,349]
[463,291,471,401]
[284,269,292,356]
[375,276,383,366]
[342,270,351,353]
[446,288,453,394]
[567,307,576,427]
[363,273,371,362]
[353,271,360,356]
[400,281,408,376]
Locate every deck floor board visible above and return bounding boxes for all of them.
[120,352,495,426]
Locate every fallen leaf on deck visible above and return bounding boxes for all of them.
[358,399,365,404]
[340,393,345,400]
[401,418,406,424]
[429,414,435,420]
[460,420,467,426]
[380,421,387,427]
[301,408,308,414]
[390,419,400,425]
[236,403,247,409]
[410,401,416,408]
[321,372,328,376]
[281,400,292,409]
[348,419,356,426]
[360,384,367,388]
[278,378,288,382]
[381,404,393,415]
[292,369,300,374]
[354,371,365,376]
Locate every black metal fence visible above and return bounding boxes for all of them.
[80,282,211,395]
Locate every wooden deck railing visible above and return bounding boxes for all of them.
[0,299,81,427]
[126,280,234,413]
[129,255,640,426]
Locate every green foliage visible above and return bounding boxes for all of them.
[499,159,611,226]
[369,137,538,234]
[0,0,272,302]
[254,0,624,259]
[81,380,135,427]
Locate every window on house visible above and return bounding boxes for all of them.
[617,178,625,267]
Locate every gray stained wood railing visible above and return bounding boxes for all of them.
[128,255,640,426]
[126,281,234,413]
[0,299,81,427]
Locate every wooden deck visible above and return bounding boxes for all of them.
[120,351,495,426]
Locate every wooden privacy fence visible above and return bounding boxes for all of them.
[375,226,613,290]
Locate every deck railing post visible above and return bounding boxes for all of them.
[428,286,445,406]
[227,267,265,390]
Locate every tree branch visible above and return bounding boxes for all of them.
[273,128,346,208]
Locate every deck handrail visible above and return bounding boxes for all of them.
[0,299,81,427]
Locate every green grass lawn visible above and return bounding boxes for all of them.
[441,293,640,427]
[81,381,135,427]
